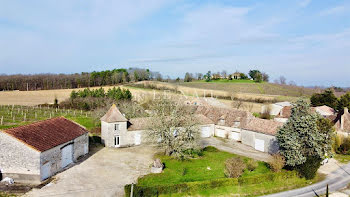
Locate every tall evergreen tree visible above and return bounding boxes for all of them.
[276,100,333,179]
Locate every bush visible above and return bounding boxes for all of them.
[333,134,343,152]
[224,157,246,178]
[297,156,322,180]
[203,146,218,152]
[338,136,350,155]
[247,160,258,171]
[269,154,285,172]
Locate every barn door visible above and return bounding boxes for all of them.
[254,139,265,152]
[61,144,73,168]
[135,133,141,145]
[201,126,211,138]
[41,162,51,180]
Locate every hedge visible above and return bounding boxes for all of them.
[125,171,298,196]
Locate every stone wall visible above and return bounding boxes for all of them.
[214,125,241,141]
[40,133,88,181]
[0,132,40,176]
[241,129,278,153]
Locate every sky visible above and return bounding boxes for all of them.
[0,0,349,87]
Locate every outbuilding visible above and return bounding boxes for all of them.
[0,117,89,183]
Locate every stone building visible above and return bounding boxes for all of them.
[0,117,89,183]
[195,106,283,153]
[100,104,215,148]
[100,104,283,153]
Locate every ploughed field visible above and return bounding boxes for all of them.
[126,147,324,197]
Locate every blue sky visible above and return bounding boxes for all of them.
[0,0,349,87]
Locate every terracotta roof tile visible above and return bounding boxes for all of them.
[101,104,128,122]
[195,106,253,127]
[1,117,88,152]
[242,118,284,136]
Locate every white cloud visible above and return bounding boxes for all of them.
[320,5,347,16]
[299,0,312,8]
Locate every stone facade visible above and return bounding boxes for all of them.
[0,131,88,183]
[101,120,138,147]
[0,132,41,182]
[40,133,89,181]
[241,129,279,154]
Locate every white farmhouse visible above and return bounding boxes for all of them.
[100,104,283,154]
[0,117,89,183]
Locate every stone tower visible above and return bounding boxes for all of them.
[100,104,128,147]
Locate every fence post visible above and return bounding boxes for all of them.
[0,116,3,125]
[130,183,134,197]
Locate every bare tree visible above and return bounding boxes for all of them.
[221,70,227,79]
[279,76,287,85]
[146,98,200,159]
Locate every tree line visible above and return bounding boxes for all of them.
[311,89,350,111]
[61,87,132,110]
[183,69,270,83]
[0,68,163,91]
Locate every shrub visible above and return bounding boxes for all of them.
[338,136,350,155]
[296,156,322,180]
[333,134,343,152]
[203,146,218,152]
[247,160,258,171]
[268,154,285,172]
[224,157,246,178]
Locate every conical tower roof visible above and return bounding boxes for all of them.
[100,104,128,122]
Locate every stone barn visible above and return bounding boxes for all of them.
[0,117,89,183]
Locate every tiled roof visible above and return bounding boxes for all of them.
[101,104,128,122]
[313,105,336,116]
[1,117,88,152]
[276,106,292,118]
[128,117,153,131]
[195,106,254,127]
[127,114,214,131]
[242,118,284,136]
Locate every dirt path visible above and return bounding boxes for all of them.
[25,146,158,197]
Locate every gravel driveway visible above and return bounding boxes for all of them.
[25,146,157,197]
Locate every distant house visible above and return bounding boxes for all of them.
[334,108,350,133]
[261,101,292,116]
[312,105,336,117]
[274,106,292,123]
[232,72,241,80]
[0,117,89,183]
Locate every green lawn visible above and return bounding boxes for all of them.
[334,154,350,163]
[134,147,323,196]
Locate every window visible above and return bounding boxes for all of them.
[114,136,120,147]
[114,124,119,131]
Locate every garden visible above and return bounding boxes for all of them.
[125,146,323,197]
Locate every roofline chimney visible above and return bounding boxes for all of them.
[341,107,348,130]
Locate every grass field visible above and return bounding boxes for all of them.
[334,154,350,164]
[135,147,323,196]
[0,105,95,130]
